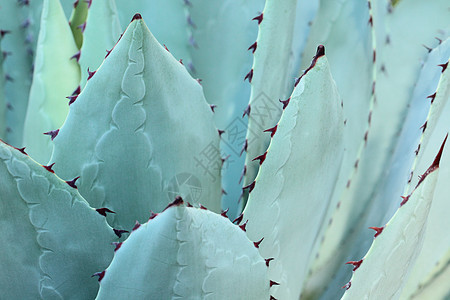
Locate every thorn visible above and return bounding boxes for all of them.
[5,74,14,82]
[67,95,78,105]
[270,296,278,300]
[0,30,11,38]
[163,196,184,211]
[77,22,86,33]
[84,0,92,8]
[188,34,198,48]
[239,165,246,184]
[368,226,384,237]
[91,270,105,282]
[186,202,193,207]
[186,15,196,29]
[71,85,81,96]
[342,281,351,290]
[73,0,79,8]
[265,258,274,267]
[196,78,202,85]
[66,176,80,189]
[242,105,251,118]
[438,62,448,73]
[148,211,158,220]
[240,140,248,156]
[239,220,248,231]
[210,104,216,113]
[218,129,225,137]
[248,41,257,53]
[163,44,170,52]
[221,188,227,195]
[244,69,254,83]
[264,125,278,137]
[368,16,373,26]
[179,59,183,65]
[199,204,207,210]
[435,37,443,44]
[279,98,290,109]
[131,13,142,22]
[270,280,280,287]
[400,195,410,206]
[132,221,141,231]
[221,208,229,218]
[233,213,243,224]
[422,44,432,53]
[243,181,256,193]
[14,147,27,155]
[112,242,122,252]
[113,229,129,238]
[345,259,363,271]
[43,163,55,173]
[105,48,112,59]
[43,129,59,140]
[252,13,263,25]
[2,51,11,59]
[21,19,30,29]
[221,154,230,166]
[427,92,436,104]
[71,51,81,62]
[96,208,115,217]
[253,152,267,165]
[254,237,264,248]
[420,121,427,133]
[87,68,96,80]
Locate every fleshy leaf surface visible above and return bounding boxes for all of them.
[51,16,222,231]
[341,138,446,299]
[243,50,344,300]
[0,140,116,299]
[22,0,80,164]
[96,202,270,299]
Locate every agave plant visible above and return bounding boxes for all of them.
[0,0,449,299]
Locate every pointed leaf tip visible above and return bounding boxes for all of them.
[316,45,325,57]
[416,134,448,187]
[163,196,184,211]
[131,13,143,22]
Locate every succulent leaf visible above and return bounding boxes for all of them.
[69,0,89,49]
[96,202,270,299]
[78,0,122,87]
[243,50,344,299]
[243,0,301,201]
[0,0,33,146]
[50,16,222,231]
[341,137,446,299]
[22,0,81,164]
[0,140,116,299]
[400,54,450,299]
[187,0,265,219]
